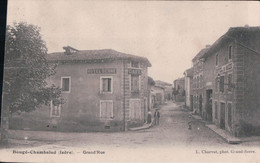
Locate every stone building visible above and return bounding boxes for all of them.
[147,76,155,111]
[191,46,210,116]
[10,47,151,132]
[183,67,193,110]
[173,77,185,102]
[199,26,260,137]
[151,85,165,107]
[155,80,173,101]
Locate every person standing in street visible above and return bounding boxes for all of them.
[154,109,160,125]
[147,111,152,124]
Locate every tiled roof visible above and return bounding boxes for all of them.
[46,48,152,67]
[192,47,210,62]
[200,26,260,59]
[184,67,193,77]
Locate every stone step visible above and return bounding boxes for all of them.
[206,124,242,144]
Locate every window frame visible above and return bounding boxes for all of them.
[129,99,141,120]
[227,73,233,92]
[100,100,114,120]
[215,101,218,119]
[219,75,224,93]
[130,74,140,93]
[216,54,219,66]
[131,61,140,68]
[61,76,71,93]
[100,76,113,94]
[227,102,232,126]
[228,45,232,61]
[215,77,218,92]
[50,100,61,117]
[200,74,203,88]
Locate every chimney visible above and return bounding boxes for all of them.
[63,46,79,55]
[244,24,249,28]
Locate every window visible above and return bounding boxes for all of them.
[228,103,232,126]
[131,75,139,92]
[215,77,218,92]
[197,76,199,88]
[129,99,141,120]
[227,74,232,91]
[216,54,219,66]
[215,101,218,119]
[100,100,113,120]
[131,61,139,68]
[50,100,61,117]
[200,75,203,88]
[228,46,232,60]
[219,76,224,92]
[61,77,70,92]
[100,77,112,93]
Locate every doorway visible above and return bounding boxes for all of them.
[206,89,213,121]
[144,98,147,123]
[220,102,226,129]
[190,95,193,111]
[199,95,202,116]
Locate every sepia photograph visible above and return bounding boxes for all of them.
[0,0,260,162]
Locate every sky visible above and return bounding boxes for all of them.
[6,1,260,83]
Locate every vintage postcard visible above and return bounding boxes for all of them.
[1,0,260,162]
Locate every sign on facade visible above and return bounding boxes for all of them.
[216,62,233,74]
[87,68,117,74]
[128,68,142,75]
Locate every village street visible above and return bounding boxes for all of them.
[4,101,259,151]
[2,101,260,163]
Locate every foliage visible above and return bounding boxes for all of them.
[4,22,62,114]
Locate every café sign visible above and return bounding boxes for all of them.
[216,62,233,74]
[87,68,117,74]
[128,68,142,75]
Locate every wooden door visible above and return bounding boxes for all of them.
[220,103,226,129]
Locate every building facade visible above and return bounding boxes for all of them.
[191,47,209,116]
[184,67,193,110]
[10,48,151,132]
[200,26,260,137]
[173,77,185,102]
[155,80,173,101]
[151,85,165,108]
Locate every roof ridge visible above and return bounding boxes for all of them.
[46,48,152,67]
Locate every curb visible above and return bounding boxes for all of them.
[128,122,153,131]
[206,124,242,144]
[190,114,241,144]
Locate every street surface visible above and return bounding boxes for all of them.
[3,102,260,149]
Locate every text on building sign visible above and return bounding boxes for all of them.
[216,63,233,74]
[87,68,117,74]
[128,69,142,75]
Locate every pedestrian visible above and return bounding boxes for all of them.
[147,111,152,124]
[154,109,160,125]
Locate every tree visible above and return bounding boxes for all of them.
[4,22,62,114]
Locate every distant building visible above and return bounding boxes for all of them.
[183,67,193,110]
[148,76,155,111]
[173,77,185,102]
[10,47,152,132]
[151,85,165,108]
[155,80,173,101]
[191,46,210,117]
[199,26,260,137]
